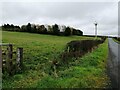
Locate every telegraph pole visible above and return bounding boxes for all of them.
[94,21,98,39]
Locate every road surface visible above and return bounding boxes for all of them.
[107,38,120,88]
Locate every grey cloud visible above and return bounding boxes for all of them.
[1,2,118,36]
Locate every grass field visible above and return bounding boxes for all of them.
[2,31,110,88]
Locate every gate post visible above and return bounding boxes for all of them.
[16,48,23,70]
[6,44,13,74]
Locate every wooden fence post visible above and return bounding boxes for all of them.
[16,48,23,70]
[8,44,13,59]
[0,46,2,69]
[6,44,13,74]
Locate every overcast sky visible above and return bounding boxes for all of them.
[0,0,118,36]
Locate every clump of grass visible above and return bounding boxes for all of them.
[35,75,58,88]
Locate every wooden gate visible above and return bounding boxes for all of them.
[0,43,23,75]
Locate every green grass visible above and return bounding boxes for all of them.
[113,38,120,44]
[34,39,110,88]
[2,31,110,88]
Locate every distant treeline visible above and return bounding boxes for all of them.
[113,37,120,42]
[2,23,83,36]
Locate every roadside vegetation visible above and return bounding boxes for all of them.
[2,31,110,88]
[113,37,120,44]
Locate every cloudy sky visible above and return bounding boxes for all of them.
[0,0,118,36]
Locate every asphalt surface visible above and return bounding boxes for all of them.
[107,38,120,89]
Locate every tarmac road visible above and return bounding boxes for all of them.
[107,38,120,89]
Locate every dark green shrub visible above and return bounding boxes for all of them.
[61,39,105,62]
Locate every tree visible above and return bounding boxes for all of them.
[72,28,83,36]
[31,24,37,33]
[77,30,83,36]
[32,25,37,33]
[13,25,20,32]
[2,24,20,32]
[6,24,10,28]
[64,27,71,36]
[21,25,27,32]
[47,25,53,34]
[40,25,47,34]
[36,25,41,34]
[27,23,32,32]
[52,24,60,35]
[72,28,77,35]
[11,24,14,28]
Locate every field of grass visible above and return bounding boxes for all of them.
[2,31,110,88]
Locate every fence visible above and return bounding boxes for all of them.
[0,43,23,75]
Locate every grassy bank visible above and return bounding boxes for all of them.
[2,31,110,88]
[113,38,120,44]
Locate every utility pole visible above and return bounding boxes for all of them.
[94,21,98,39]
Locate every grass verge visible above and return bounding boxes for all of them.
[113,38,120,44]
